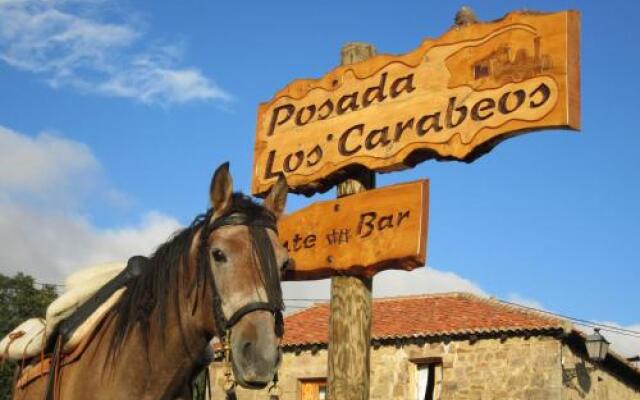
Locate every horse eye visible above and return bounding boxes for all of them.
[211,249,227,263]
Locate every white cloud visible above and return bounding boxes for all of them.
[0,202,180,282]
[0,125,102,207]
[282,265,487,310]
[373,267,487,297]
[0,124,181,282]
[98,48,230,104]
[0,0,229,105]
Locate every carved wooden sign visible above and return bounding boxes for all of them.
[279,180,428,280]
[253,11,580,196]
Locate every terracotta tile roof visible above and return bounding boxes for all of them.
[282,292,568,348]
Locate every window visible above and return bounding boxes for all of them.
[299,378,327,400]
[415,360,442,400]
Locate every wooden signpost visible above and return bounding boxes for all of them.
[279,180,429,280]
[253,10,580,197]
[252,9,580,400]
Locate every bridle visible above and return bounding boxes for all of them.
[197,209,285,398]
[198,209,285,344]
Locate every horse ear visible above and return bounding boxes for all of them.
[264,176,288,218]
[210,162,233,215]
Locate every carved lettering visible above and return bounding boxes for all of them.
[337,92,359,115]
[394,118,414,142]
[378,215,394,230]
[295,105,316,126]
[284,233,317,252]
[416,113,443,136]
[260,78,558,188]
[284,151,304,173]
[306,145,323,167]
[291,233,303,251]
[365,127,391,150]
[304,235,316,248]
[390,73,416,98]
[326,228,351,245]
[338,124,364,156]
[268,104,294,136]
[397,210,410,226]
[498,89,526,114]
[362,73,388,108]
[318,99,334,120]
[471,98,495,121]
[263,150,281,180]
[530,82,551,108]
[357,212,377,239]
[446,96,468,128]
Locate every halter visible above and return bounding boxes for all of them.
[202,210,285,342]
[200,210,284,399]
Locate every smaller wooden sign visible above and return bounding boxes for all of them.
[279,180,429,280]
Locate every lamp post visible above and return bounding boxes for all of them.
[585,328,610,362]
[563,328,610,385]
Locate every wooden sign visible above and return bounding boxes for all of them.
[253,11,580,196]
[279,180,428,280]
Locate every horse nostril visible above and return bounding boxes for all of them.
[242,341,253,363]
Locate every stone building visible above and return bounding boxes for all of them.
[210,292,640,399]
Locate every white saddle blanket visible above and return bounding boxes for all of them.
[0,262,127,360]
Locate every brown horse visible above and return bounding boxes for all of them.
[12,163,289,400]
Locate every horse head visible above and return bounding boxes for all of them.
[201,162,289,389]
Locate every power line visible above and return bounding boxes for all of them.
[35,282,64,288]
[495,299,640,338]
[22,282,640,339]
[571,322,640,339]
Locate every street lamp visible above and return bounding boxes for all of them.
[563,328,610,386]
[585,328,609,362]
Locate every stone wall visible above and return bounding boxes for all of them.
[208,335,640,399]
[377,335,563,400]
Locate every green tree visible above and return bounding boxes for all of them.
[0,273,57,400]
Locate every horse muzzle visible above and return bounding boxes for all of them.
[229,310,281,389]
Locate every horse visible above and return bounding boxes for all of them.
[11,162,290,400]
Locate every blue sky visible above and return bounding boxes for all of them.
[1,0,639,355]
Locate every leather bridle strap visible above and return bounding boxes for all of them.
[225,302,278,328]
[209,213,278,233]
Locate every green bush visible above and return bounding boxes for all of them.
[0,273,57,400]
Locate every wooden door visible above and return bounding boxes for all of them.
[299,379,327,400]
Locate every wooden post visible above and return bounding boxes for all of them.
[327,42,376,400]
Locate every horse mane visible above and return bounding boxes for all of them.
[107,192,275,362]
